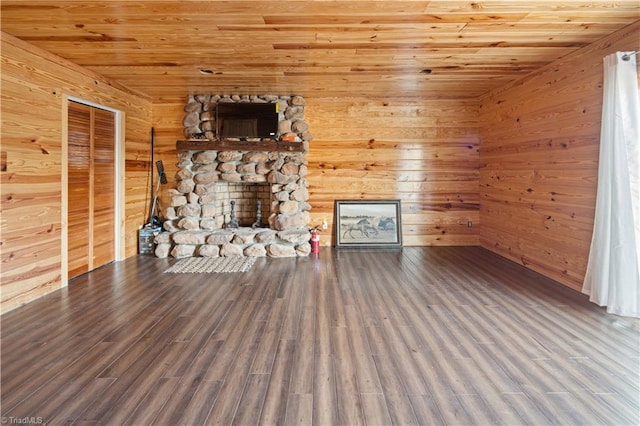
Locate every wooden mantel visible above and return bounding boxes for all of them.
[176,139,305,153]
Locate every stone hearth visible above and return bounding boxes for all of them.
[154,149,311,258]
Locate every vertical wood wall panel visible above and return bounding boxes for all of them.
[1,32,153,313]
[478,21,640,291]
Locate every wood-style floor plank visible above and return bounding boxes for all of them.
[1,247,639,425]
[259,339,296,426]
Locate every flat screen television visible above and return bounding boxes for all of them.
[216,103,278,139]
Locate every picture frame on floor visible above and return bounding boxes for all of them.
[334,199,402,248]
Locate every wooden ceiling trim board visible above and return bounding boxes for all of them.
[263,14,530,25]
[0,2,277,16]
[275,41,593,50]
[216,24,468,32]
[18,35,139,42]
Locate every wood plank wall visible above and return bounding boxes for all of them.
[152,98,480,247]
[478,21,640,291]
[151,102,186,212]
[306,98,480,246]
[1,32,153,313]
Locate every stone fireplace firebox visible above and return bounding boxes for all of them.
[154,94,313,258]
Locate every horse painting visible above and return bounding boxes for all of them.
[341,218,374,238]
[335,200,402,247]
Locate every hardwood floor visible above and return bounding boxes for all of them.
[1,247,639,425]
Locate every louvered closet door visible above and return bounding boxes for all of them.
[67,101,115,279]
[92,108,115,267]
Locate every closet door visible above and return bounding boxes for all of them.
[67,101,115,279]
[68,102,92,278]
[92,108,115,267]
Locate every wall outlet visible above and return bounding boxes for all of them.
[467,220,473,228]
[322,219,328,230]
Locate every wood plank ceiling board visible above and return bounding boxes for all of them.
[1,1,639,102]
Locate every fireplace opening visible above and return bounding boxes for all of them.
[225,182,271,228]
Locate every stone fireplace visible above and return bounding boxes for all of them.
[154,94,313,258]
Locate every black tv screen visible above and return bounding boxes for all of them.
[216,103,278,139]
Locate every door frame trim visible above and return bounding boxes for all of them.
[63,96,125,286]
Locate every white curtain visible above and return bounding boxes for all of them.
[583,51,640,318]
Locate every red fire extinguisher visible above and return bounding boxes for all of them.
[310,228,320,253]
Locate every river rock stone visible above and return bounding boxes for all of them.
[281,162,299,175]
[171,195,187,207]
[207,230,234,244]
[232,230,257,245]
[155,243,171,258]
[218,151,243,162]
[194,163,219,173]
[188,192,199,204]
[178,217,200,230]
[291,188,309,201]
[171,244,196,258]
[243,174,266,183]
[275,191,289,202]
[267,244,297,257]
[177,179,195,194]
[194,151,218,164]
[217,162,237,173]
[220,243,244,256]
[183,111,201,127]
[221,173,242,182]
[177,203,201,217]
[195,94,211,103]
[244,152,269,163]
[237,163,256,174]
[164,207,177,220]
[176,169,194,180]
[273,212,310,230]
[291,95,305,106]
[277,229,310,245]
[244,244,267,257]
[279,201,299,214]
[198,244,220,257]
[291,120,309,133]
[194,172,218,184]
[195,182,218,196]
[163,220,179,232]
[200,110,215,121]
[256,229,277,243]
[268,171,297,185]
[172,231,207,245]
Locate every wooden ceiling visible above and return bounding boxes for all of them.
[2,1,639,102]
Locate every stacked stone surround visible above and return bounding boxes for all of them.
[155,94,313,259]
[182,94,313,147]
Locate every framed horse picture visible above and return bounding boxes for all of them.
[334,200,402,248]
